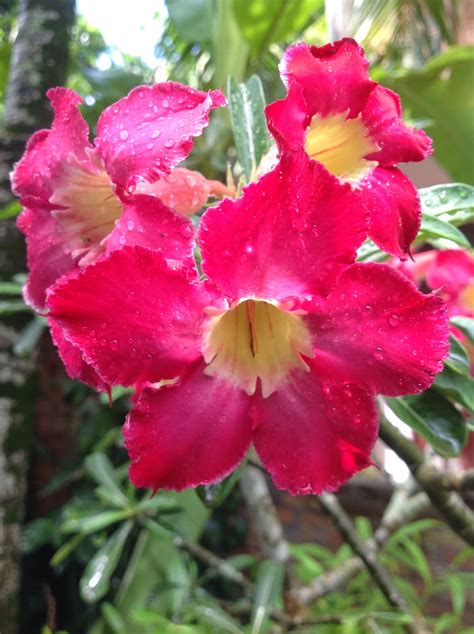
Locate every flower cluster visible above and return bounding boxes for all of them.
[12,39,449,495]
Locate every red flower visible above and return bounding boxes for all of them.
[265,39,432,260]
[12,84,225,389]
[48,153,449,495]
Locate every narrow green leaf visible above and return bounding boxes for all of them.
[50,533,85,567]
[434,366,474,413]
[250,560,284,634]
[80,520,133,603]
[0,281,23,295]
[446,575,466,617]
[418,213,470,247]
[62,509,131,534]
[385,391,467,457]
[450,316,474,344]
[444,334,471,375]
[0,300,30,315]
[85,453,129,507]
[0,200,21,220]
[228,74,270,182]
[193,604,242,633]
[101,602,127,633]
[13,316,46,357]
[419,183,474,225]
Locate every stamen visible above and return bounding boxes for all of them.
[203,299,314,397]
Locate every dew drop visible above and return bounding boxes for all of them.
[120,130,129,141]
[374,346,384,361]
[151,129,161,139]
[179,223,193,238]
[127,220,135,231]
[164,139,174,148]
[388,314,399,327]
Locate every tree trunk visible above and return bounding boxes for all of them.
[0,2,75,633]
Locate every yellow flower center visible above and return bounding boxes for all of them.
[460,284,474,311]
[304,112,379,183]
[202,299,313,397]
[50,153,123,265]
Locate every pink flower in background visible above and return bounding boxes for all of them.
[48,152,448,495]
[12,83,225,389]
[266,38,432,259]
[136,167,232,217]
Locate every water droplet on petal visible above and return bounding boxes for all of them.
[151,129,161,139]
[120,130,129,141]
[374,346,384,361]
[388,314,399,327]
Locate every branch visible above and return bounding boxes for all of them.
[239,463,289,564]
[451,468,474,492]
[379,415,474,546]
[173,535,253,591]
[293,482,430,606]
[317,493,429,634]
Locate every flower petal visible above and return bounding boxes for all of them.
[199,151,368,300]
[362,86,432,164]
[135,167,231,217]
[280,39,374,117]
[265,82,307,153]
[17,207,76,311]
[426,249,474,298]
[105,193,195,263]
[49,319,109,392]
[253,359,378,495]
[124,361,251,490]
[363,166,421,259]
[47,246,210,387]
[95,83,226,191]
[307,263,449,396]
[11,88,91,206]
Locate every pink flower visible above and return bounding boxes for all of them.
[398,249,474,318]
[48,152,449,495]
[266,39,432,260]
[135,167,232,217]
[12,83,225,390]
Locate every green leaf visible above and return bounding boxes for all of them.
[101,602,127,634]
[234,0,323,55]
[434,366,474,413]
[63,509,131,535]
[250,560,284,634]
[446,575,466,617]
[50,533,85,567]
[165,0,213,42]
[228,74,270,182]
[85,453,129,507]
[450,316,474,345]
[0,281,23,295]
[13,316,46,357]
[444,334,471,375]
[374,47,474,183]
[385,391,467,457]
[419,183,474,226]
[418,213,470,247]
[0,200,21,220]
[22,518,57,554]
[80,520,133,603]
[0,300,30,315]
[213,0,249,86]
[192,604,242,633]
